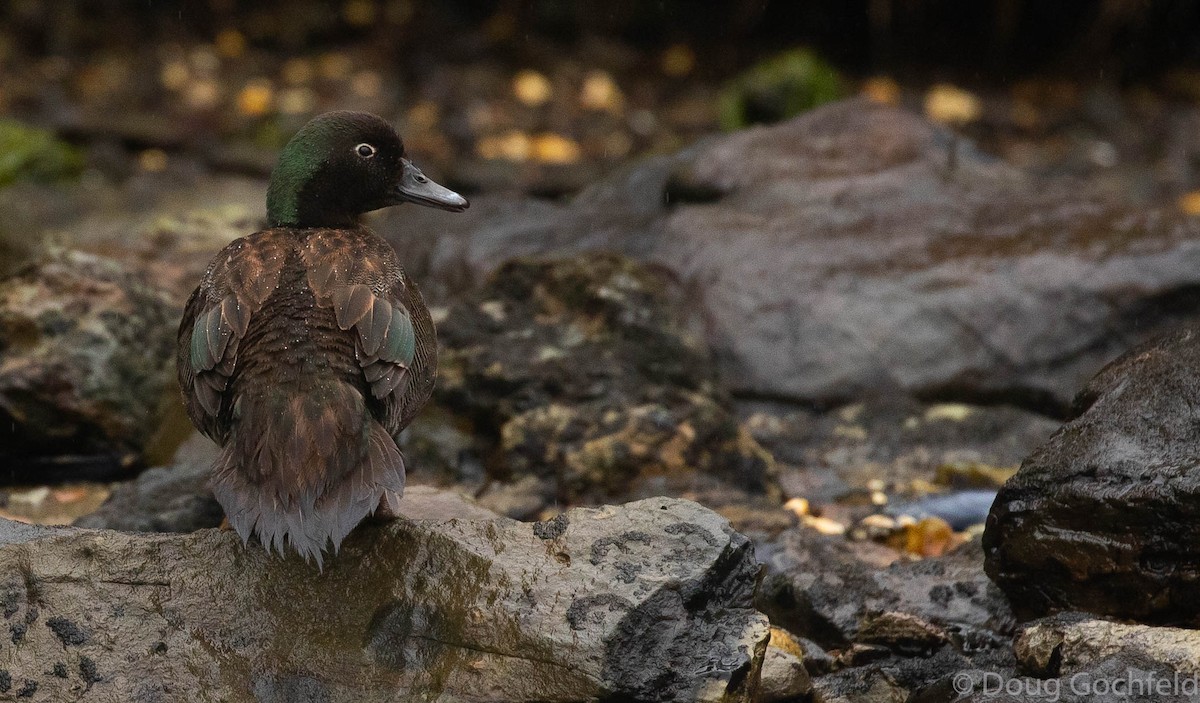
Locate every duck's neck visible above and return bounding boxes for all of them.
[267,178,361,229]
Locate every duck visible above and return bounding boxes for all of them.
[176,111,468,566]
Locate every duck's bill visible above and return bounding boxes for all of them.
[393,159,469,212]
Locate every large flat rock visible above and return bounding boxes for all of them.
[388,98,1200,412]
[0,497,768,702]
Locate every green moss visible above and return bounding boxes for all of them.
[0,120,84,188]
[718,48,845,131]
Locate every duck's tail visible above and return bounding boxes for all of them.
[210,379,404,568]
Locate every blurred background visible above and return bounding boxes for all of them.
[2,0,1200,532]
[3,0,1200,202]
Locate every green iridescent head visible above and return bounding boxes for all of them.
[266,111,468,228]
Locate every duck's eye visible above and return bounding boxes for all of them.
[355,143,377,159]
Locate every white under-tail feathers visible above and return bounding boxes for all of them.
[210,383,405,570]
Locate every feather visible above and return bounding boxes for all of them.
[360,297,393,356]
[333,284,374,330]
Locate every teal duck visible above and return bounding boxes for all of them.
[177,111,467,565]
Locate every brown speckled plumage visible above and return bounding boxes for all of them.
[176,111,465,565]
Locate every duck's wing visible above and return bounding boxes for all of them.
[176,231,286,442]
[302,230,436,437]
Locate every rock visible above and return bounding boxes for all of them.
[810,666,911,703]
[0,249,177,479]
[437,253,777,506]
[398,404,487,490]
[757,644,811,703]
[943,614,1200,703]
[2,497,768,702]
[1015,614,1200,679]
[757,531,1013,663]
[983,327,1200,625]
[389,98,1200,414]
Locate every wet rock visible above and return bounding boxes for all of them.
[0,250,176,478]
[437,253,777,506]
[757,530,1014,666]
[0,497,767,702]
[392,98,1200,413]
[983,327,1200,625]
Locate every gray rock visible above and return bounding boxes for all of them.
[941,615,1200,703]
[983,327,1200,625]
[1015,614,1200,679]
[1,497,768,702]
[74,433,222,532]
[388,98,1200,413]
[758,532,1013,664]
[0,249,177,478]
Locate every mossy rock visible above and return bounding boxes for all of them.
[719,48,845,131]
[0,119,84,188]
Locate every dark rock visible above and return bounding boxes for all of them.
[0,249,177,478]
[2,497,768,701]
[437,253,776,506]
[389,98,1200,414]
[45,616,89,647]
[397,404,487,490]
[758,530,1013,664]
[74,433,222,532]
[983,327,1200,625]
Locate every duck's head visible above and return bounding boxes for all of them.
[266,111,468,228]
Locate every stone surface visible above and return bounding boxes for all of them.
[437,253,776,507]
[757,644,811,703]
[945,615,1200,703]
[983,326,1200,625]
[74,433,222,532]
[0,249,177,478]
[1,497,768,702]
[388,98,1200,414]
[757,530,1015,694]
[1015,614,1200,679]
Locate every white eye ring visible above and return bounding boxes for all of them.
[355,143,377,159]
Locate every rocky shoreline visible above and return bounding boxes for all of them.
[4,98,1200,701]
